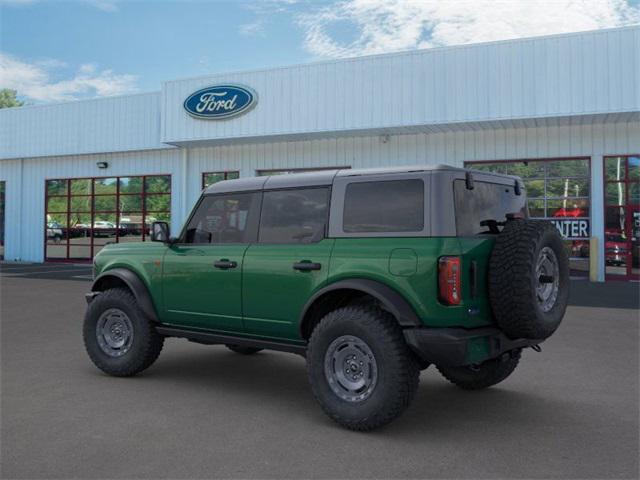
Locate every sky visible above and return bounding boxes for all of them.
[1,0,639,104]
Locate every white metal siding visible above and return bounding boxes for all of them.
[1,122,637,280]
[162,27,639,145]
[0,92,169,160]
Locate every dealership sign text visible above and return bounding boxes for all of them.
[551,219,590,239]
[184,85,257,119]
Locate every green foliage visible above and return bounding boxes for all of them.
[0,89,24,109]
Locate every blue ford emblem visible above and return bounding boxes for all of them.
[183,84,257,119]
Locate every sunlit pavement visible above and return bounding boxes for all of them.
[1,265,638,479]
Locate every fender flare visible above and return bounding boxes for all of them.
[299,278,422,334]
[91,268,159,322]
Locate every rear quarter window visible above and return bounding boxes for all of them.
[343,179,424,233]
[454,180,527,235]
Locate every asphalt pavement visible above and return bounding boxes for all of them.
[1,264,638,479]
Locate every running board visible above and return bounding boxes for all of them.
[155,326,307,356]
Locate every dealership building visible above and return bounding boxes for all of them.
[0,26,638,281]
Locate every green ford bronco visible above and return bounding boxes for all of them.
[84,165,569,431]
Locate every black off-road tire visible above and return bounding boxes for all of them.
[489,219,569,340]
[307,305,420,431]
[83,288,164,377]
[225,344,263,355]
[436,350,521,390]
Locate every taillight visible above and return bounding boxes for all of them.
[438,256,461,305]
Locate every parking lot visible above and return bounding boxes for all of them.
[1,263,638,479]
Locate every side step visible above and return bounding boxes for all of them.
[156,326,307,356]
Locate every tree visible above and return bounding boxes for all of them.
[0,89,24,109]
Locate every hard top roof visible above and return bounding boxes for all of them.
[203,164,519,194]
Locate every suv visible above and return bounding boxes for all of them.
[83,165,569,431]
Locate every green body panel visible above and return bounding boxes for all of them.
[92,242,167,310]
[161,244,247,331]
[241,239,334,341]
[93,235,497,347]
[327,237,495,329]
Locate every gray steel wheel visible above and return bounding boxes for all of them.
[96,308,134,358]
[536,246,560,313]
[324,335,378,402]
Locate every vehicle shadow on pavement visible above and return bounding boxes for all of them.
[108,343,597,436]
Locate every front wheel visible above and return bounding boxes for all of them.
[83,288,164,377]
[436,349,521,390]
[307,305,419,431]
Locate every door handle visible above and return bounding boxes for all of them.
[214,259,237,269]
[293,261,321,271]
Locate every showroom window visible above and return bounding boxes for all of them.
[256,167,349,176]
[466,158,591,276]
[603,155,639,280]
[45,175,171,261]
[0,181,5,260]
[202,171,239,189]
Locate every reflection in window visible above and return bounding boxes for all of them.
[185,193,260,244]
[45,175,171,260]
[259,188,329,243]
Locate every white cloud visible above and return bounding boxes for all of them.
[298,0,640,58]
[239,19,266,36]
[0,53,138,102]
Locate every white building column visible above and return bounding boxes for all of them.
[590,155,605,282]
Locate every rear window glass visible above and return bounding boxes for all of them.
[454,180,527,235]
[343,179,424,233]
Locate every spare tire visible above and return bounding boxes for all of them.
[488,219,569,340]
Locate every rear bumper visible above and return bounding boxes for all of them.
[403,326,542,367]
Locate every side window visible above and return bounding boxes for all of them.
[259,188,330,244]
[343,179,424,233]
[184,193,260,244]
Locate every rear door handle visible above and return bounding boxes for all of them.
[214,259,237,269]
[293,261,321,271]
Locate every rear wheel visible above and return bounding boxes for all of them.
[83,288,164,377]
[437,349,521,390]
[307,305,419,431]
[225,344,263,355]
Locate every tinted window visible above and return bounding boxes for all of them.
[184,193,260,244]
[454,180,527,235]
[343,180,424,233]
[259,188,329,244]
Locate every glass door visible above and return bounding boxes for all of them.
[604,156,639,280]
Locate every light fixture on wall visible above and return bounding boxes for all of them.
[96,162,108,169]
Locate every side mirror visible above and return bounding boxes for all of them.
[151,221,170,243]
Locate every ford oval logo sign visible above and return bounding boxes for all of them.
[183,84,257,120]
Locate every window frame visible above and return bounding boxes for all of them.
[329,173,430,238]
[257,186,331,245]
[44,174,171,262]
[201,171,240,189]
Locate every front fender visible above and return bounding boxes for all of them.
[91,268,159,322]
